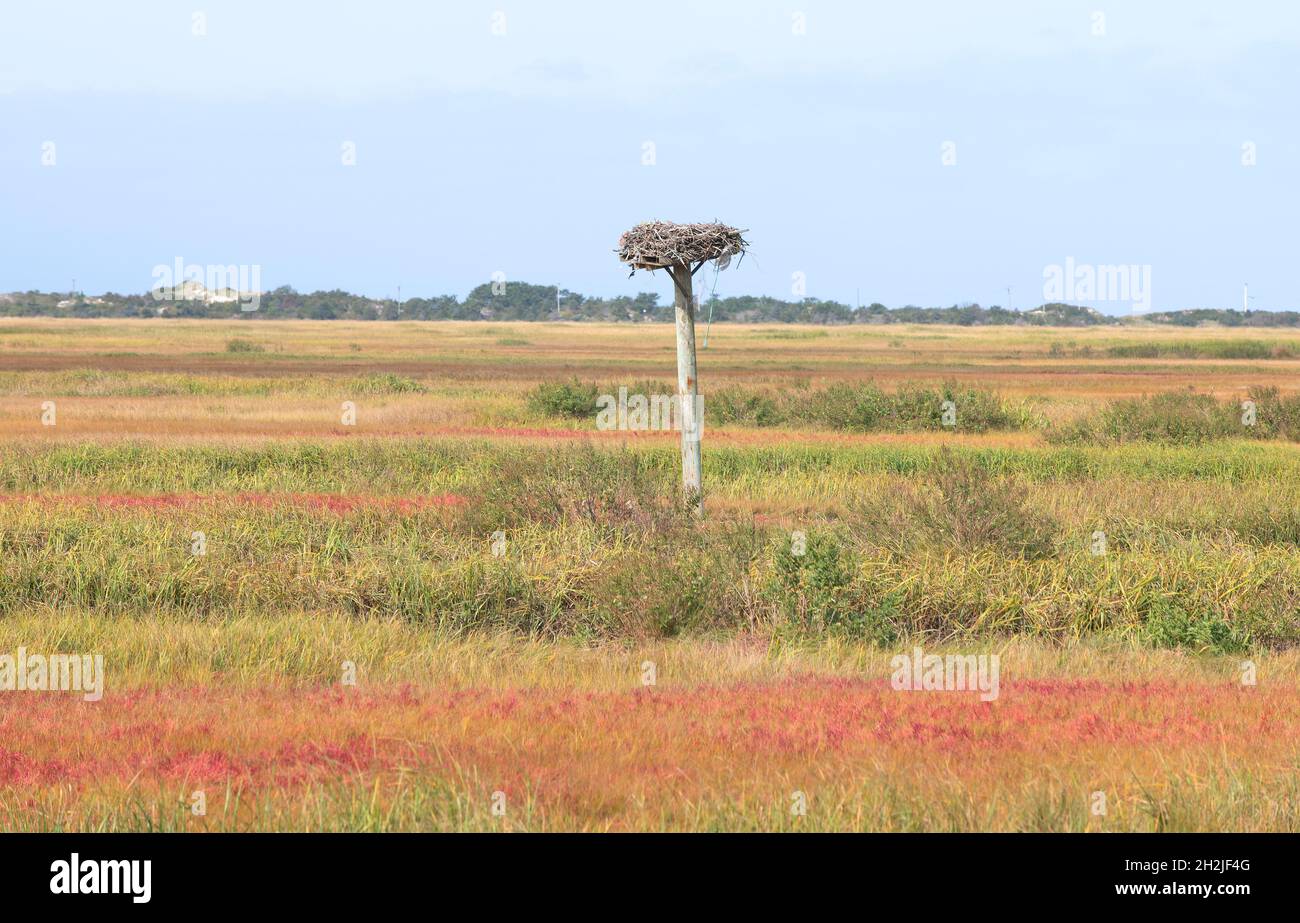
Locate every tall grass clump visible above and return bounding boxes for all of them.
[848,451,1058,560]
[909,454,1058,559]
[460,443,687,538]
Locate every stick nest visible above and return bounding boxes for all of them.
[617,221,748,269]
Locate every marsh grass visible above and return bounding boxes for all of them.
[2,441,1298,647]
[1106,339,1296,360]
[6,319,1300,833]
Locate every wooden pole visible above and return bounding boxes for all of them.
[670,263,702,511]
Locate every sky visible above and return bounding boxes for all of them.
[1,1,1297,313]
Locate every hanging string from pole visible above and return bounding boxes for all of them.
[702,258,721,349]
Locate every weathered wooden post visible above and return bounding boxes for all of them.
[617,221,747,513]
[668,262,701,502]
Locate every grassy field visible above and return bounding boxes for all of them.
[2,318,1298,831]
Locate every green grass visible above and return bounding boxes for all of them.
[4,441,1300,648]
[1106,339,1296,360]
[4,438,1300,497]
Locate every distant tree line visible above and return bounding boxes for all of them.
[2,285,1296,327]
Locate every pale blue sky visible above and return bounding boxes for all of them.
[2,1,1297,312]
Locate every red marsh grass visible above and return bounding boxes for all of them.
[2,667,1296,831]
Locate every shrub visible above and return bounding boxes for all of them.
[833,591,901,645]
[349,373,426,395]
[526,379,599,419]
[1053,388,1300,445]
[909,452,1057,559]
[522,378,1028,433]
[1247,386,1300,440]
[709,387,781,427]
[1141,600,1250,654]
[461,444,685,536]
[772,530,854,631]
[1050,391,1237,445]
[800,381,1019,432]
[597,547,726,638]
[225,338,264,353]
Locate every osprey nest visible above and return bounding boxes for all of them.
[618,221,748,271]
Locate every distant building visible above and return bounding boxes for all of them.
[151,280,251,304]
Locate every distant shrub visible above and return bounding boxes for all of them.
[753,329,828,340]
[526,378,1029,433]
[1246,386,1300,440]
[598,547,724,638]
[803,381,1020,432]
[708,387,781,427]
[1105,343,1161,359]
[526,379,600,419]
[1107,340,1295,360]
[800,382,893,430]
[225,338,264,353]
[349,373,426,395]
[1051,388,1300,445]
[1050,391,1238,445]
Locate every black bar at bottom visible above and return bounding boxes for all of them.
[0,833,1284,909]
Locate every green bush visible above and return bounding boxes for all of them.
[833,591,901,645]
[526,379,600,419]
[1248,386,1300,440]
[1050,392,1238,445]
[523,378,1027,433]
[798,381,1020,432]
[1141,600,1250,654]
[772,530,854,631]
[1050,388,1300,445]
[708,387,781,427]
[349,373,426,395]
[1107,340,1295,360]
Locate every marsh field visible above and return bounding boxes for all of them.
[3,317,1300,831]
